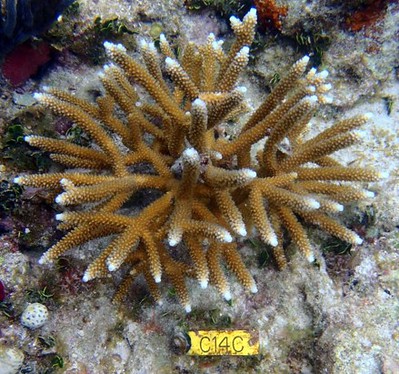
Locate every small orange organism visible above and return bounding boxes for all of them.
[254,0,288,31]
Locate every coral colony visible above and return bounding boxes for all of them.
[15,9,382,312]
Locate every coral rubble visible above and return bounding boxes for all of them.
[14,9,382,311]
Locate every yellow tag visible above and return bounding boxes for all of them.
[187,330,259,356]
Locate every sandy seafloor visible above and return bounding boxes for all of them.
[0,0,398,373]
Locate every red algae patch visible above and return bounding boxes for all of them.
[2,42,52,86]
[345,0,391,32]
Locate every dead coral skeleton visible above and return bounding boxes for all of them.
[15,9,383,311]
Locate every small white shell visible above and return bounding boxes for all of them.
[21,302,49,329]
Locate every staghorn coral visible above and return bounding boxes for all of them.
[14,9,383,312]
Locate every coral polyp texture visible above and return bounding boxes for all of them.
[15,9,381,312]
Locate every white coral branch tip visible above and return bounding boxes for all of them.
[212,151,222,160]
[154,275,161,283]
[192,98,207,109]
[250,283,258,293]
[306,198,320,210]
[183,147,200,163]
[322,83,332,91]
[362,190,375,198]
[207,33,215,42]
[108,263,117,272]
[165,57,179,68]
[322,95,334,104]
[230,16,241,28]
[148,42,156,51]
[24,135,34,143]
[246,8,257,20]
[38,254,51,265]
[82,273,91,283]
[159,34,167,43]
[268,234,278,247]
[236,225,247,237]
[60,178,74,188]
[200,279,208,289]
[317,70,329,79]
[238,46,249,59]
[168,231,182,247]
[103,41,126,52]
[212,41,223,51]
[139,39,148,49]
[222,231,233,243]
[332,203,344,212]
[307,95,318,103]
[55,194,66,204]
[242,168,257,179]
[353,234,363,245]
[33,92,44,101]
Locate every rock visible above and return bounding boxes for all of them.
[0,346,24,374]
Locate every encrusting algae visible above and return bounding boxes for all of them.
[14,9,384,312]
